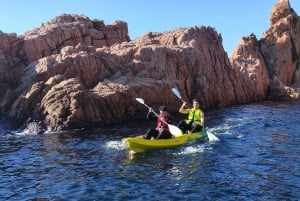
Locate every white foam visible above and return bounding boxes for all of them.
[15,129,39,136]
[177,144,206,155]
[104,140,127,150]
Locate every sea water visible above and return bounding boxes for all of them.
[0,101,299,200]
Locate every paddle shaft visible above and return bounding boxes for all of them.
[141,103,168,124]
[135,97,183,136]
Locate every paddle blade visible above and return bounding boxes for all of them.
[207,130,219,142]
[172,87,183,100]
[135,98,145,105]
[168,124,183,137]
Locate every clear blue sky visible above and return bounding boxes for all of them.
[0,0,299,55]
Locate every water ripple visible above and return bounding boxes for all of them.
[1,101,300,200]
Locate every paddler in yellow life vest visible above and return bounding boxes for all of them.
[177,99,204,134]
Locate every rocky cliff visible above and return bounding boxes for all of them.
[231,0,300,100]
[0,1,299,131]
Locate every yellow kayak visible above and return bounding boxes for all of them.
[125,129,207,153]
[125,135,188,153]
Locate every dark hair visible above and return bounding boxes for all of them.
[159,105,167,111]
[192,99,199,103]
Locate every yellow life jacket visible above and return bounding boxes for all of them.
[186,108,201,125]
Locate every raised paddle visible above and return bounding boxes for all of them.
[171,87,185,103]
[135,98,182,137]
[172,87,191,107]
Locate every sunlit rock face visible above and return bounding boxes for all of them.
[1,0,300,131]
[231,0,300,100]
[3,23,239,130]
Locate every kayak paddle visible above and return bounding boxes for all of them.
[135,98,182,137]
[171,87,185,103]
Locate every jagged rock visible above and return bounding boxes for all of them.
[231,0,300,100]
[23,14,130,63]
[261,0,298,85]
[231,34,271,101]
[1,1,300,131]
[4,24,241,130]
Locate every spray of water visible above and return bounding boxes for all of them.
[207,130,219,142]
[104,140,127,150]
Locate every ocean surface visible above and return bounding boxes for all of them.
[0,100,299,201]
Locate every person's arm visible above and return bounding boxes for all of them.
[146,108,157,120]
[179,102,189,114]
[200,111,205,127]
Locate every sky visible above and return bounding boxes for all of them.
[0,0,299,55]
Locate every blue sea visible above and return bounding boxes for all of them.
[0,100,299,200]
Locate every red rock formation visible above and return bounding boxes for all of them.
[23,14,129,63]
[230,34,271,101]
[1,0,300,131]
[231,0,300,100]
[4,24,261,130]
[0,15,130,129]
